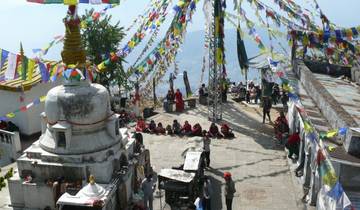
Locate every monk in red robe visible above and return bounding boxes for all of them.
[175,89,184,112]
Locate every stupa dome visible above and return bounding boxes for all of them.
[44,80,111,131]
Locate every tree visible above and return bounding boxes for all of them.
[81,9,127,91]
[0,168,13,191]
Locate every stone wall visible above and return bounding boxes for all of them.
[351,66,360,84]
[293,60,358,129]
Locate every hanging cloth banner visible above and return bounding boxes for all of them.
[0,95,46,122]
[27,0,120,4]
[237,25,249,71]
[4,53,18,80]
[0,49,9,70]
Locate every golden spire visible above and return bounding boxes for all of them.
[61,5,86,68]
[89,175,95,185]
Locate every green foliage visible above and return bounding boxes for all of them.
[81,9,128,90]
[0,168,14,191]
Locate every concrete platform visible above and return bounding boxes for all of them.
[142,101,311,210]
[313,73,360,126]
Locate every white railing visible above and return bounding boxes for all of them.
[0,129,21,154]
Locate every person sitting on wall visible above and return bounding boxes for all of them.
[166,125,173,135]
[221,123,235,138]
[155,122,166,135]
[0,120,8,130]
[172,120,182,135]
[285,131,300,159]
[274,111,289,141]
[6,121,19,132]
[208,123,223,138]
[175,89,185,112]
[181,121,192,136]
[199,83,209,97]
[148,120,157,134]
[192,123,203,137]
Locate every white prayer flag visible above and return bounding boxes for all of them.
[5,53,18,80]
[90,0,102,4]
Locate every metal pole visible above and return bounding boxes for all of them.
[208,0,223,122]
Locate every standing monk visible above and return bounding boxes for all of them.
[262,97,272,123]
[224,172,236,210]
[175,89,184,112]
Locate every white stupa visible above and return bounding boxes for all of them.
[7,5,140,210]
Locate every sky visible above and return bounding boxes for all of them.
[0,0,359,62]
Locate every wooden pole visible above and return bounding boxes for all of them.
[153,78,157,107]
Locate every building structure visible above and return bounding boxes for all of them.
[0,61,61,136]
[7,5,150,210]
[288,57,360,209]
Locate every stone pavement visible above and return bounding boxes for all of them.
[143,99,310,210]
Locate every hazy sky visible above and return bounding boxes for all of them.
[0,0,359,61]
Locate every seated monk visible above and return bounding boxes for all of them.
[221,123,235,138]
[148,120,156,133]
[181,121,192,136]
[208,122,223,138]
[172,120,182,135]
[166,125,173,135]
[135,118,147,132]
[286,132,300,159]
[192,123,202,136]
[155,123,166,135]
[274,111,289,140]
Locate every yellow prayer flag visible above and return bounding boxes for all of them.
[64,0,78,5]
[40,96,47,102]
[303,121,313,133]
[6,113,15,118]
[97,62,106,72]
[27,59,36,80]
[326,129,338,138]
[177,1,185,7]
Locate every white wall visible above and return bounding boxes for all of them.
[0,80,61,135]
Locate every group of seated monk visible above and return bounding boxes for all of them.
[135,118,235,138]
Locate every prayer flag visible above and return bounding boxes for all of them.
[26,102,34,109]
[5,53,18,80]
[21,56,29,80]
[33,98,41,105]
[339,127,347,136]
[39,62,50,82]
[0,116,8,121]
[27,59,36,80]
[90,0,102,4]
[6,113,15,118]
[317,150,337,187]
[64,0,78,5]
[20,106,27,112]
[303,121,313,133]
[40,96,46,102]
[32,48,42,54]
[326,129,338,138]
[0,49,9,69]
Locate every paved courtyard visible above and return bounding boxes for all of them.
[144,100,309,210]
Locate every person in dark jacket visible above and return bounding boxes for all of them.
[224,172,236,210]
[262,97,272,123]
